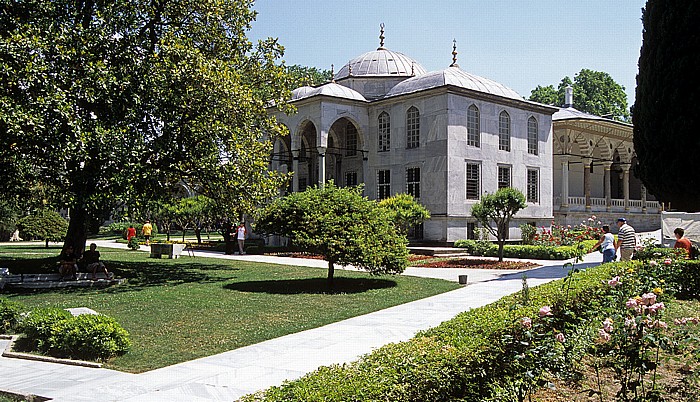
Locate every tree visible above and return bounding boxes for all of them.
[287,65,332,88]
[16,210,68,248]
[470,188,527,261]
[633,0,700,212]
[529,69,630,121]
[255,183,409,285]
[377,194,431,235]
[0,0,293,254]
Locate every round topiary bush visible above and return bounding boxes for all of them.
[16,210,68,246]
[0,298,26,334]
[48,314,131,361]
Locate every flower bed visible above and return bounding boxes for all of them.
[410,257,539,270]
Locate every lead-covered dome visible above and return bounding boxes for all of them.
[386,66,522,100]
[334,48,427,80]
[291,82,367,102]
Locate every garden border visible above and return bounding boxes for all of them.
[1,334,102,368]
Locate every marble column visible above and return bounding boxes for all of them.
[362,152,369,194]
[583,158,592,211]
[641,184,648,214]
[317,146,327,186]
[291,150,299,192]
[622,165,630,211]
[561,157,569,210]
[604,162,612,212]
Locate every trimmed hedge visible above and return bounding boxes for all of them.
[18,307,72,351]
[453,239,597,260]
[0,298,25,334]
[241,261,619,401]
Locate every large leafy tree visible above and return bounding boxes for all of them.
[471,188,527,262]
[377,193,431,235]
[633,0,700,212]
[286,65,332,88]
[529,69,630,121]
[0,0,293,254]
[255,183,409,285]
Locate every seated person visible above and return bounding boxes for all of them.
[59,245,78,280]
[674,227,692,258]
[82,243,111,280]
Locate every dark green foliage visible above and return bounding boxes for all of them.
[127,237,140,250]
[48,314,131,360]
[286,65,332,87]
[633,0,700,212]
[16,210,68,244]
[470,188,527,261]
[0,298,26,334]
[18,307,72,351]
[673,260,700,299]
[255,182,409,283]
[529,69,630,121]
[377,193,431,234]
[454,240,597,260]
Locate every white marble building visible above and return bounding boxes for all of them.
[268,33,559,243]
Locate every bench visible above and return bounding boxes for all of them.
[149,243,186,259]
[0,272,123,290]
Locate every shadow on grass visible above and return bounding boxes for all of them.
[224,277,397,295]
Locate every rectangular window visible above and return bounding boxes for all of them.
[378,112,390,152]
[466,163,480,200]
[527,117,538,155]
[345,123,358,156]
[498,165,511,189]
[467,105,480,147]
[345,171,358,187]
[527,168,539,203]
[406,167,420,198]
[406,107,420,149]
[467,222,476,240]
[499,112,511,151]
[299,178,307,192]
[377,169,391,200]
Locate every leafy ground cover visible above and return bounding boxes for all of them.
[408,255,540,270]
[0,244,459,373]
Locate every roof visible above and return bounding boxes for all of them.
[553,107,632,127]
[291,82,367,102]
[334,48,427,80]
[385,66,523,100]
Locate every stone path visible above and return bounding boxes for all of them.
[0,240,607,401]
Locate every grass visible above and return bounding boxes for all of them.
[0,243,459,373]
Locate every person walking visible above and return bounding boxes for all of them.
[615,218,637,261]
[589,225,617,263]
[236,222,247,255]
[673,227,692,258]
[142,220,153,246]
[126,225,136,242]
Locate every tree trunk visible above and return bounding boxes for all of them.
[45,239,49,248]
[65,205,89,256]
[194,227,202,244]
[498,239,505,262]
[327,260,335,286]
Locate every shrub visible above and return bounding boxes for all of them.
[453,240,596,260]
[48,314,131,361]
[0,298,26,334]
[18,307,72,351]
[520,223,537,245]
[671,260,700,299]
[127,236,140,250]
[16,210,68,245]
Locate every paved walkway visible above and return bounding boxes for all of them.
[0,240,607,401]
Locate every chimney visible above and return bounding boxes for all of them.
[564,86,573,108]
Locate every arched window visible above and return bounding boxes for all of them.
[345,122,358,156]
[498,111,511,151]
[406,106,420,149]
[378,112,390,152]
[467,104,480,147]
[527,116,538,155]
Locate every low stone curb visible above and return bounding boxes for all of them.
[2,335,102,368]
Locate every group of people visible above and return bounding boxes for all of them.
[58,243,111,281]
[126,220,153,245]
[589,217,695,262]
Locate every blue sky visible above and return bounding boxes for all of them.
[248,0,646,106]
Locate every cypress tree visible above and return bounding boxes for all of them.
[633,0,700,211]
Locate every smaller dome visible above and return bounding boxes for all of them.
[386,66,522,100]
[291,86,315,100]
[334,49,427,80]
[291,83,367,102]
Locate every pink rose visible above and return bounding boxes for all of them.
[625,317,636,329]
[539,306,553,317]
[653,320,668,329]
[521,317,532,329]
[649,260,658,267]
[626,298,638,309]
[555,332,566,343]
[598,329,611,342]
[648,302,665,315]
[607,276,621,287]
[603,318,614,333]
[641,292,657,306]
[664,258,672,265]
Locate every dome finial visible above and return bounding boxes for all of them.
[378,23,386,50]
[450,39,459,68]
[348,63,353,76]
[330,64,335,83]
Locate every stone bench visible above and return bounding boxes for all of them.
[149,243,186,259]
[0,272,121,290]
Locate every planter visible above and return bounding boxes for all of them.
[150,243,186,259]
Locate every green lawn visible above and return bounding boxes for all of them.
[0,243,459,373]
